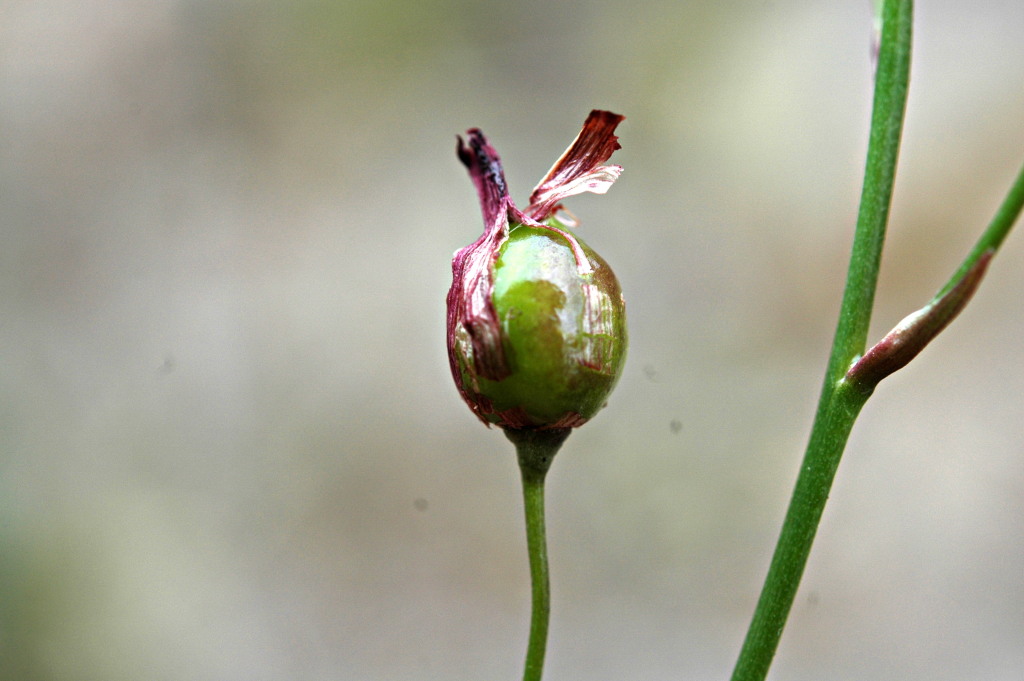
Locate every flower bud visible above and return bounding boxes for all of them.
[447,111,628,430]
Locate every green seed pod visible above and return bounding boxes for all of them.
[447,111,628,430]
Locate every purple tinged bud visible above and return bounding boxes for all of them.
[447,111,628,430]
[846,250,994,393]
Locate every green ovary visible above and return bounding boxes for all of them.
[479,223,627,426]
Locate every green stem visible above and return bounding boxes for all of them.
[505,428,571,681]
[730,1,913,680]
[937,158,1024,300]
[730,382,870,681]
[519,465,550,681]
[825,0,913,386]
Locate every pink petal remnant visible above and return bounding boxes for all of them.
[448,131,515,385]
[526,110,625,221]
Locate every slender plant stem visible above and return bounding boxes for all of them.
[505,427,571,681]
[519,463,550,681]
[937,158,1024,299]
[730,1,913,680]
[730,382,870,681]
[825,0,913,387]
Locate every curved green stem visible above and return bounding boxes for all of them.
[504,428,571,681]
[938,158,1024,300]
[729,0,1023,677]
[519,464,551,681]
[730,1,913,679]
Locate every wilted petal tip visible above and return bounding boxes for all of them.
[527,110,625,220]
[457,129,512,226]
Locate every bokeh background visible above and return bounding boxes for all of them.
[3,1,1023,679]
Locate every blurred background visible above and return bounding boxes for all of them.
[2,0,1023,679]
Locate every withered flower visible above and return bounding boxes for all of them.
[447,111,628,430]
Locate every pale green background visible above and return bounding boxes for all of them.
[2,1,1023,679]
